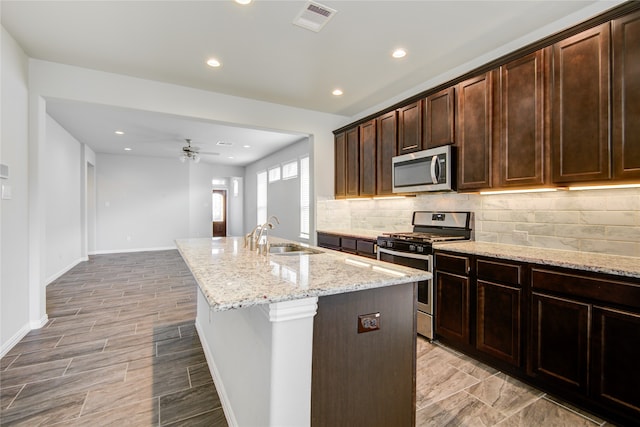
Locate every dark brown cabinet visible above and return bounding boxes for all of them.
[551,23,611,183]
[530,292,590,394]
[457,72,493,191]
[496,50,548,188]
[398,101,423,154]
[435,252,471,345]
[316,232,377,259]
[613,10,640,181]
[334,132,346,198]
[359,119,377,197]
[345,127,360,197]
[376,111,397,195]
[476,259,523,367]
[424,87,455,149]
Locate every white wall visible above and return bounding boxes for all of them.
[45,115,84,283]
[1,27,32,355]
[244,139,309,241]
[96,153,191,252]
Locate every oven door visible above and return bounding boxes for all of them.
[377,248,432,315]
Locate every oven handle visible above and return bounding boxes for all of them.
[378,247,432,262]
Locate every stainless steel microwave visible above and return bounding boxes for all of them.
[392,145,455,193]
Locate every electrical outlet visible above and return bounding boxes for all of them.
[357,312,380,333]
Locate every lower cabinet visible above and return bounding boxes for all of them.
[435,250,640,426]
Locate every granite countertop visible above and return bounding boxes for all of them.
[176,236,431,311]
[433,241,640,279]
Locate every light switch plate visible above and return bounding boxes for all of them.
[2,184,12,200]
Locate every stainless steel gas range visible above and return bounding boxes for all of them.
[377,211,472,339]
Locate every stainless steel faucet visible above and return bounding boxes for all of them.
[256,216,280,255]
[244,224,263,251]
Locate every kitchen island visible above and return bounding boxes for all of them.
[176,237,430,427]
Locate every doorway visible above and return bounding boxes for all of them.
[212,189,227,237]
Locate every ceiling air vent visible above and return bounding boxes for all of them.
[293,1,337,33]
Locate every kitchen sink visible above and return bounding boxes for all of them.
[269,243,323,255]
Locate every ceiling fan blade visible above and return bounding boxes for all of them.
[198,151,220,156]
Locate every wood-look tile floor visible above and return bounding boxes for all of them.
[0,250,615,426]
[0,250,227,426]
[415,338,616,427]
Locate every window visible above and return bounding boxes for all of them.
[212,192,224,222]
[282,160,298,180]
[257,171,267,224]
[232,178,239,197]
[268,166,281,183]
[300,156,310,239]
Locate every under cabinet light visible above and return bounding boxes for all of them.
[479,188,559,195]
[372,196,408,200]
[568,183,640,191]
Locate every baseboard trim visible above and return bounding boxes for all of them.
[195,318,238,427]
[46,257,85,286]
[0,313,47,358]
[92,246,176,255]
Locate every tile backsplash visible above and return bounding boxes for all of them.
[317,188,640,257]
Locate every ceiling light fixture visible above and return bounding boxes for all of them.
[243,145,251,148]
[206,58,221,68]
[332,89,343,96]
[124,147,132,151]
[181,152,201,163]
[392,48,407,59]
[115,130,124,135]
[234,0,252,4]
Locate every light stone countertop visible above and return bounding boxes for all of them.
[433,241,640,279]
[176,236,431,311]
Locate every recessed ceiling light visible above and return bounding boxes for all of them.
[235,0,252,4]
[332,89,343,96]
[206,58,221,68]
[228,156,235,159]
[124,147,132,151]
[115,130,124,135]
[392,48,407,59]
[243,145,251,148]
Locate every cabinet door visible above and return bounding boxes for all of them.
[334,132,346,198]
[498,50,547,188]
[435,271,470,345]
[476,280,522,367]
[530,293,590,394]
[346,127,359,197]
[359,119,377,197]
[424,87,455,148]
[398,101,423,154]
[376,111,397,195]
[613,11,640,180]
[551,23,611,183]
[591,306,640,417]
[457,72,493,190]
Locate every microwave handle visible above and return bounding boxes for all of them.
[430,155,439,184]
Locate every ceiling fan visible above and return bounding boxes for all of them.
[180,139,219,163]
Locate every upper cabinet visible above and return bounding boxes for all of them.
[376,111,398,195]
[397,100,423,154]
[457,72,493,191]
[334,131,346,198]
[345,127,360,197]
[613,10,640,181]
[424,87,455,149]
[496,49,549,188]
[551,23,611,184]
[359,119,377,197]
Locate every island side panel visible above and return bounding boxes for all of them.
[311,282,417,427]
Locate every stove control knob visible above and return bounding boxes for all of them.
[388,242,394,248]
[409,244,416,252]
[379,240,386,248]
[417,246,424,253]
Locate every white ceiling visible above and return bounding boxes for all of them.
[1,0,622,165]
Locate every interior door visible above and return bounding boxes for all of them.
[212,189,227,237]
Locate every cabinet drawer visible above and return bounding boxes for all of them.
[477,259,522,286]
[531,268,640,309]
[435,252,470,276]
[341,237,357,252]
[317,233,341,249]
[356,239,376,257]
